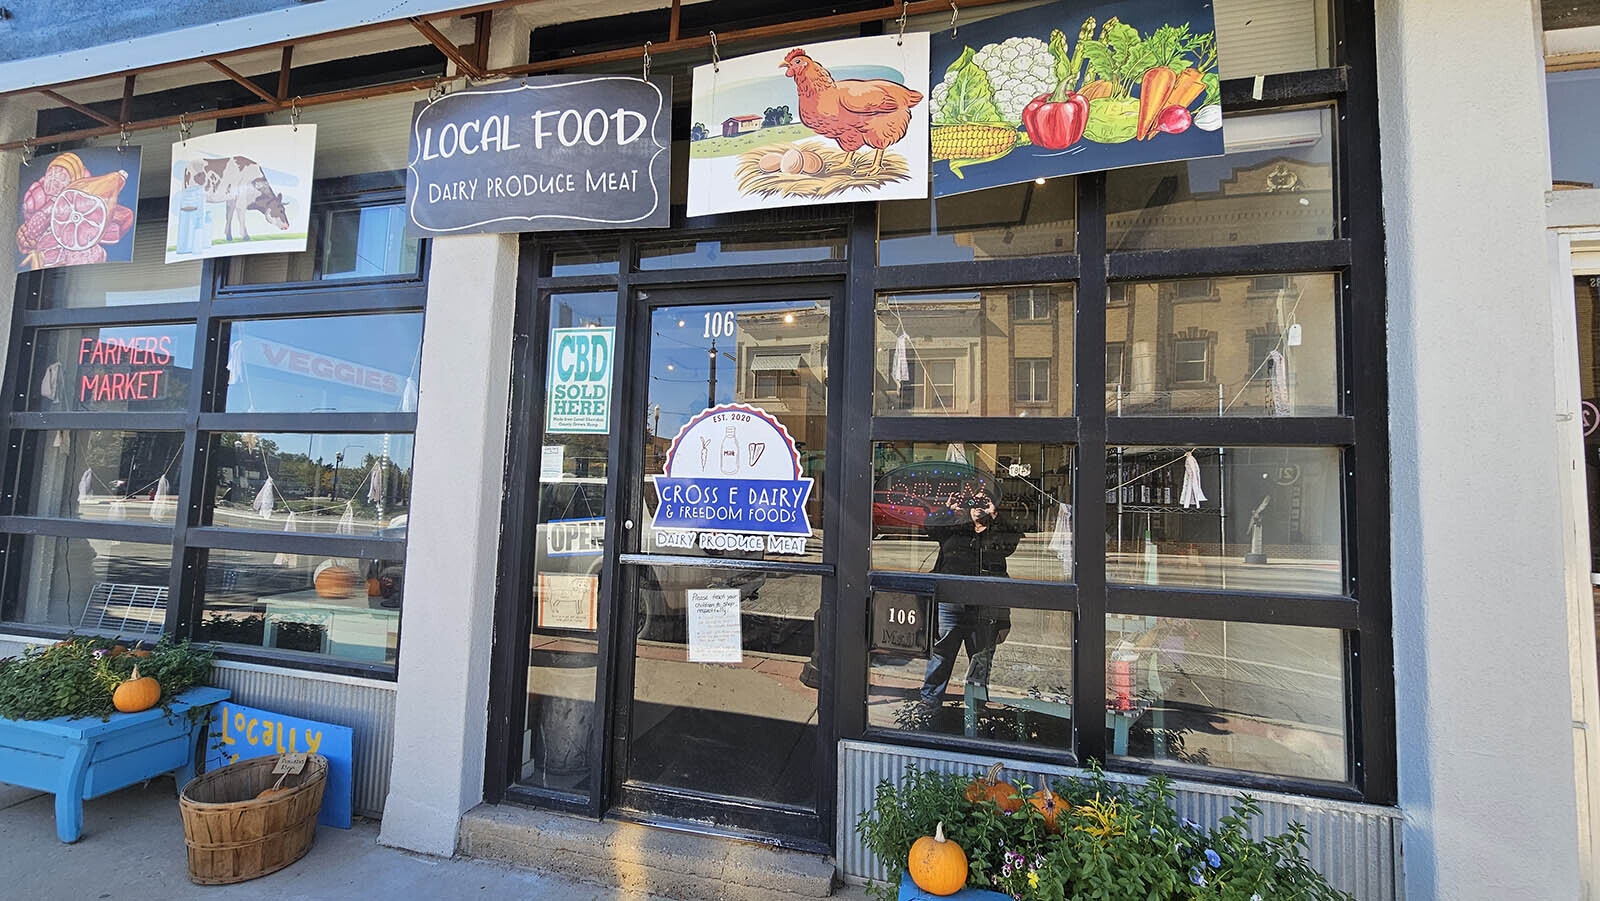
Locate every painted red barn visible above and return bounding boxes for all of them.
[721,114,763,138]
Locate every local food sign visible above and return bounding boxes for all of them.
[407,75,671,235]
[651,403,813,556]
[546,326,614,433]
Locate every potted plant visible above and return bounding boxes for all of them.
[857,762,1352,900]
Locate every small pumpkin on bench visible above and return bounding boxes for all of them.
[112,665,161,713]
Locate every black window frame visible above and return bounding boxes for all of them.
[486,0,1393,810]
[0,176,426,681]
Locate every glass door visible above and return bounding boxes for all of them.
[612,283,839,847]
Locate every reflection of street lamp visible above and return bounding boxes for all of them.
[331,444,368,500]
[707,339,735,408]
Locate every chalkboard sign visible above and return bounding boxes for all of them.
[406,75,671,236]
[870,587,933,658]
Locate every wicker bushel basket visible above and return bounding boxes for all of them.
[179,754,328,885]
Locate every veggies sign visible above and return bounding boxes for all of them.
[928,0,1223,197]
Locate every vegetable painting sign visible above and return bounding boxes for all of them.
[929,0,1223,196]
[650,403,814,556]
[688,34,930,217]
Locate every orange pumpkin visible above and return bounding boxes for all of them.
[1029,786,1067,833]
[113,665,161,713]
[908,821,968,896]
[314,564,359,599]
[964,762,1006,804]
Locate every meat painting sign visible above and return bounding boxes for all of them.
[165,124,317,262]
[687,34,930,217]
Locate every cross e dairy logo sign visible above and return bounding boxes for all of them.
[547,327,614,433]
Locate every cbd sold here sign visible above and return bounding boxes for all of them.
[547,327,614,433]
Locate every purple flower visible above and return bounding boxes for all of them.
[1189,867,1206,887]
[1204,848,1222,868]
[92,649,107,659]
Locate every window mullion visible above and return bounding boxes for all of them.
[1075,172,1109,765]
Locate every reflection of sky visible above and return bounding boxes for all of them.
[647,301,818,437]
[89,324,197,368]
[224,313,422,413]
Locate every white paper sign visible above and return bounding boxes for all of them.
[687,588,743,663]
[540,446,565,480]
[166,124,316,263]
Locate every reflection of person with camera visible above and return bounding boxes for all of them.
[917,490,1022,714]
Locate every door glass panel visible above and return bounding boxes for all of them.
[628,564,821,806]
[522,291,616,794]
[626,293,830,820]
[639,299,829,565]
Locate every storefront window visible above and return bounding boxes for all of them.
[197,548,403,665]
[1105,446,1343,595]
[637,228,846,270]
[36,212,202,309]
[871,442,1075,583]
[219,313,423,414]
[1105,274,1338,417]
[1107,108,1337,250]
[522,291,615,792]
[12,430,184,523]
[879,178,1077,264]
[869,606,1075,746]
[26,324,196,412]
[205,433,412,537]
[0,535,174,632]
[227,202,421,286]
[1106,616,1346,782]
[876,286,1076,417]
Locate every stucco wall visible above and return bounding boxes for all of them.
[1377,0,1584,896]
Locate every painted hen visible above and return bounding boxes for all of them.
[780,48,923,175]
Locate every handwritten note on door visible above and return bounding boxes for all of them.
[687,588,742,663]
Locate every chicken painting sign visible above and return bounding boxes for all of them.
[688,34,930,217]
[929,0,1224,197]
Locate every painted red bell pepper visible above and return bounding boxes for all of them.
[1022,91,1089,150]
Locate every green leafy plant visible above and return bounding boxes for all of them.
[0,635,213,721]
[856,761,1352,901]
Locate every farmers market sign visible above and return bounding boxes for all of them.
[406,75,671,235]
[928,0,1225,196]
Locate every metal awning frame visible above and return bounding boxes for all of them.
[0,0,1016,154]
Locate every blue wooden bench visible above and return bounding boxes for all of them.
[0,686,229,842]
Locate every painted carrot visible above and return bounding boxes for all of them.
[1138,66,1179,141]
[1166,66,1207,112]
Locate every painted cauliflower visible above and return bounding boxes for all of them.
[930,36,1054,125]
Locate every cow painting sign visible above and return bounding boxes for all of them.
[165,124,317,263]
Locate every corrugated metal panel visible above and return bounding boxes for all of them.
[210,663,395,818]
[838,741,1402,901]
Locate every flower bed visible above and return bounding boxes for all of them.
[857,762,1351,900]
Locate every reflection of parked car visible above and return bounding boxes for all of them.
[872,490,934,537]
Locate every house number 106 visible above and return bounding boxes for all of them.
[886,606,917,626]
[702,311,736,339]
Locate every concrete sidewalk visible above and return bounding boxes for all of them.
[0,778,673,900]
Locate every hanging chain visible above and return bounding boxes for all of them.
[290,96,302,130]
[177,113,192,144]
[117,123,130,152]
[20,138,34,166]
[896,1,909,45]
[709,31,720,72]
[950,0,959,36]
[642,41,652,82]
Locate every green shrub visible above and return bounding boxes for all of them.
[0,635,213,721]
[857,762,1351,901]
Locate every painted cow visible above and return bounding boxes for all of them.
[181,156,289,242]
